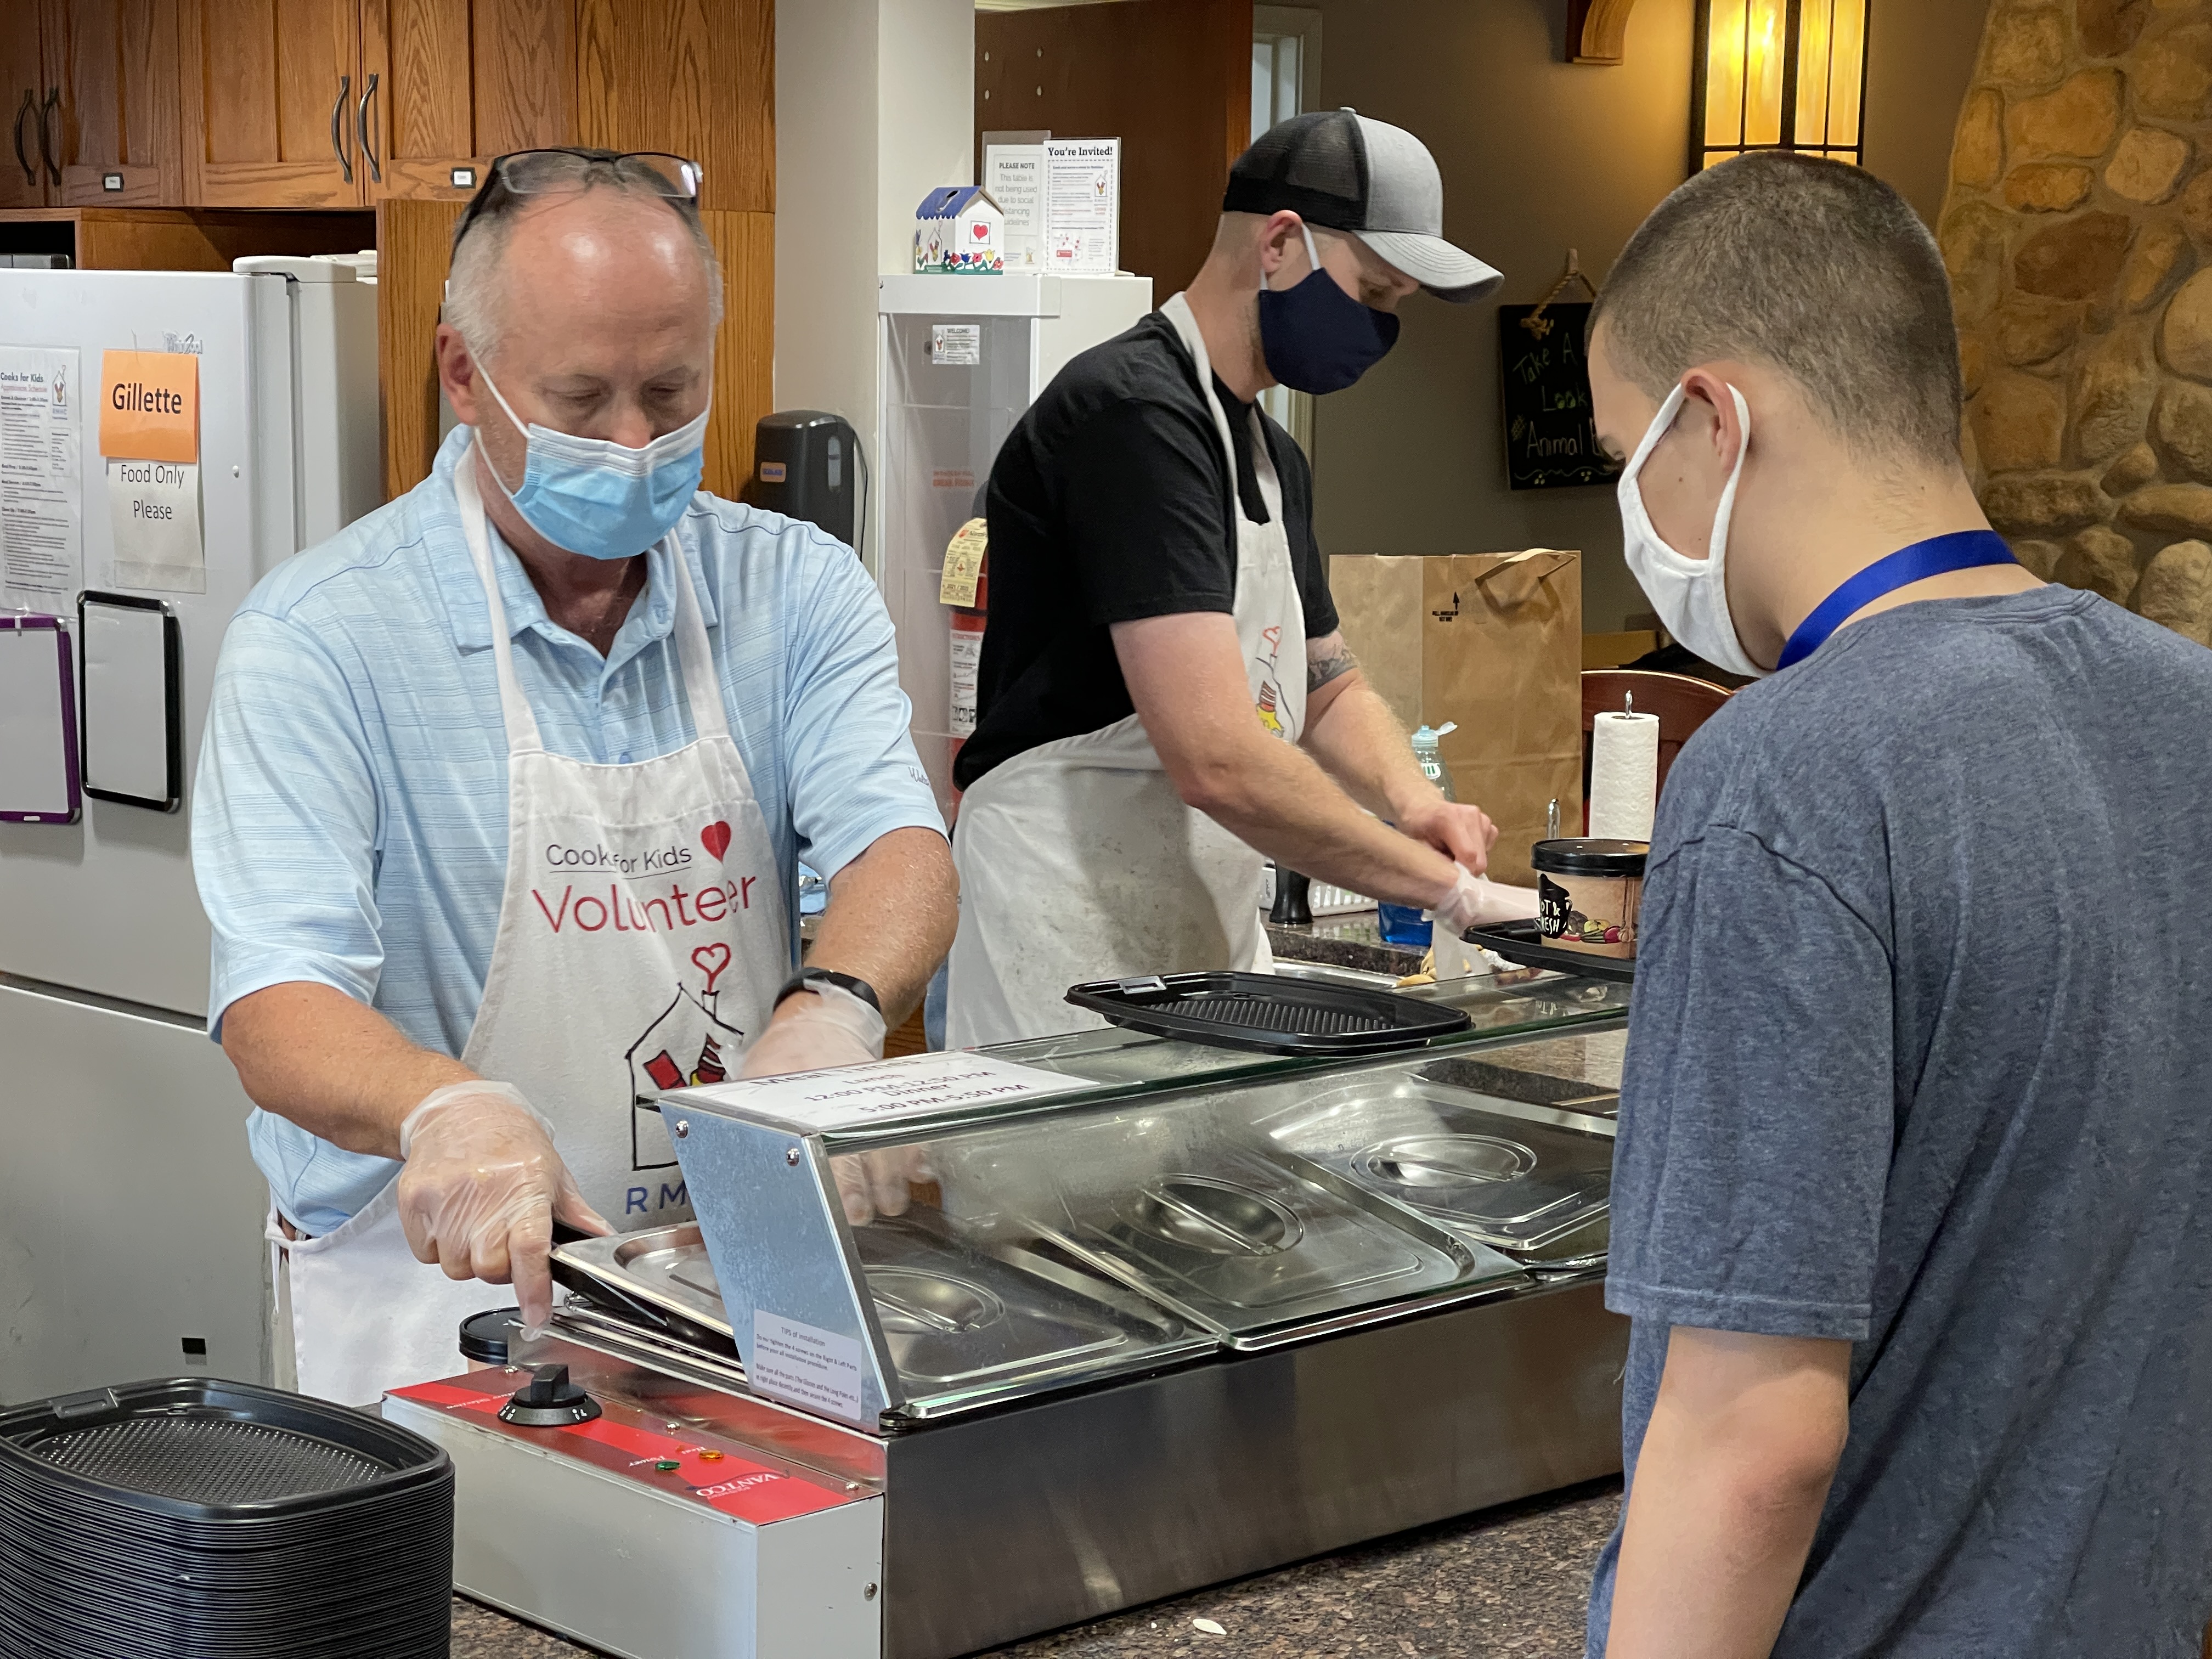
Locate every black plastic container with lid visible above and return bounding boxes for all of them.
[1531,837,1649,960]
[460,1306,526,1367]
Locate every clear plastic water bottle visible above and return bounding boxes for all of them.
[1378,724,1460,946]
[1410,722,1459,802]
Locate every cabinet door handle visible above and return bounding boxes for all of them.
[357,72,380,184]
[329,75,353,182]
[12,91,32,186]
[38,86,59,185]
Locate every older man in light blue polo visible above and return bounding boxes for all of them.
[194,148,955,1404]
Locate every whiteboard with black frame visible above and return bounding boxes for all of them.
[78,590,182,812]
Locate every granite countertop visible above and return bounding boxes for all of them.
[1266,915,1430,978]
[449,1477,1621,1657]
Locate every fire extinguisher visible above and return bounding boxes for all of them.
[942,517,989,813]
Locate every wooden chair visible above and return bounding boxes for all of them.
[1580,669,1734,830]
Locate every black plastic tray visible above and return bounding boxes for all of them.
[1466,920,1637,984]
[0,1377,453,1659]
[1065,970,1471,1055]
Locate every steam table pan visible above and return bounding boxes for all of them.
[555,1217,1207,1418]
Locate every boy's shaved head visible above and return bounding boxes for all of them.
[1590,153,1962,466]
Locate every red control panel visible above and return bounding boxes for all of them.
[393,1376,865,1526]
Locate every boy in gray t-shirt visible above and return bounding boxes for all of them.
[1580,154,2212,1657]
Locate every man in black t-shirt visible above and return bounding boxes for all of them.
[946,112,1532,1047]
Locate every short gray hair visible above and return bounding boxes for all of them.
[444,164,724,365]
[1590,153,1961,465]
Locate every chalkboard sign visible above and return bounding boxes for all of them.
[1498,302,1619,492]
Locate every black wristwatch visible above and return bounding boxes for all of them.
[774,966,881,1014]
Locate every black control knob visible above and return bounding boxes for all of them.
[498,1363,602,1427]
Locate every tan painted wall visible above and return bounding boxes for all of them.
[1304,0,1991,631]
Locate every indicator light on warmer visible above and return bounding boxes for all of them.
[699,1449,725,1462]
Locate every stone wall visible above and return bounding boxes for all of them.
[1946,0,2212,643]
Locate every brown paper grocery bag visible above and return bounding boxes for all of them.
[1329,551,1583,886]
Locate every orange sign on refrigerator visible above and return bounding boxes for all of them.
[99,351,199,462]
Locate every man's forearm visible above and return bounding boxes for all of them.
[1114,612,1461,906]
[1302,671,1442,822]
[806,826,958,1025]
[1606,1329,1849,1659]
[1179,731,1459,907]
[222,982,475,1160]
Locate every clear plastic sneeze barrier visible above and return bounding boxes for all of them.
[569,975,1627,1432]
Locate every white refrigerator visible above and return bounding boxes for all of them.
[0,259,379,1402]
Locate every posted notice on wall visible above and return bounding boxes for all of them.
[683,1049,1082,1134]
[99,349,204,594]
[0,347,83,606]
[983,137,1047,271]
[1045,138,1121,274]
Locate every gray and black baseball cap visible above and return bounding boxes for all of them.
[1223,109,1502,303]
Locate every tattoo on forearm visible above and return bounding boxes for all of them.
[1307,641,1358,693]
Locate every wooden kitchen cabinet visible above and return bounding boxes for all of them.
[46,0,185,206]
[357,0,575,204]
[357,0,770,211]
[178,0,363,207]
[575,0,772,213]
[177,0,767,211]
[0,5,47,208]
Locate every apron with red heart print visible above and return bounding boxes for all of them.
[451,448,790,1227]
[275,450,791,1406]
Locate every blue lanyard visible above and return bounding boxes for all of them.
[1776,530,2018,670]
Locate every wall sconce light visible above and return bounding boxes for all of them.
[1692,0,1868,172]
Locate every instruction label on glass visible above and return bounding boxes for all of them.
[681,1050,1081,1133]
[751,1312,865,1421]
[1045,138,1121,274]
[0,347,83,605]
[99,350,204,594]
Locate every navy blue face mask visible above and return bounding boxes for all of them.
[1256,224,1402,395]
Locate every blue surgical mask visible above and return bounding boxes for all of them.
[1256,223,1401,395]
[475,363,708,560]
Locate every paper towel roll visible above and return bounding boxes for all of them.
[1589,711,1660,842]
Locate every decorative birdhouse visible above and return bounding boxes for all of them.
[914,185,1006,274]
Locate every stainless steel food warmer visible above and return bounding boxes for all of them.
[384,968,1632,1659]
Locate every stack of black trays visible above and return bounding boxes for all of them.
[0,1377,453,1659]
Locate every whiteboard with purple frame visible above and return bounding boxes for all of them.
[0,614,80,823]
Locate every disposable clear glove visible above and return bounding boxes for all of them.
[737,983,923,1226]
[1430,864,1542,940]
[738,981,887,1080]
[829,1146,939,1228]
[394,1081,611,1333]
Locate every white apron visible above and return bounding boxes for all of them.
[946,293,1307,1048]
[274,444,791,1405]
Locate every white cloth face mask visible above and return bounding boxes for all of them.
[1615,382,1768,679]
